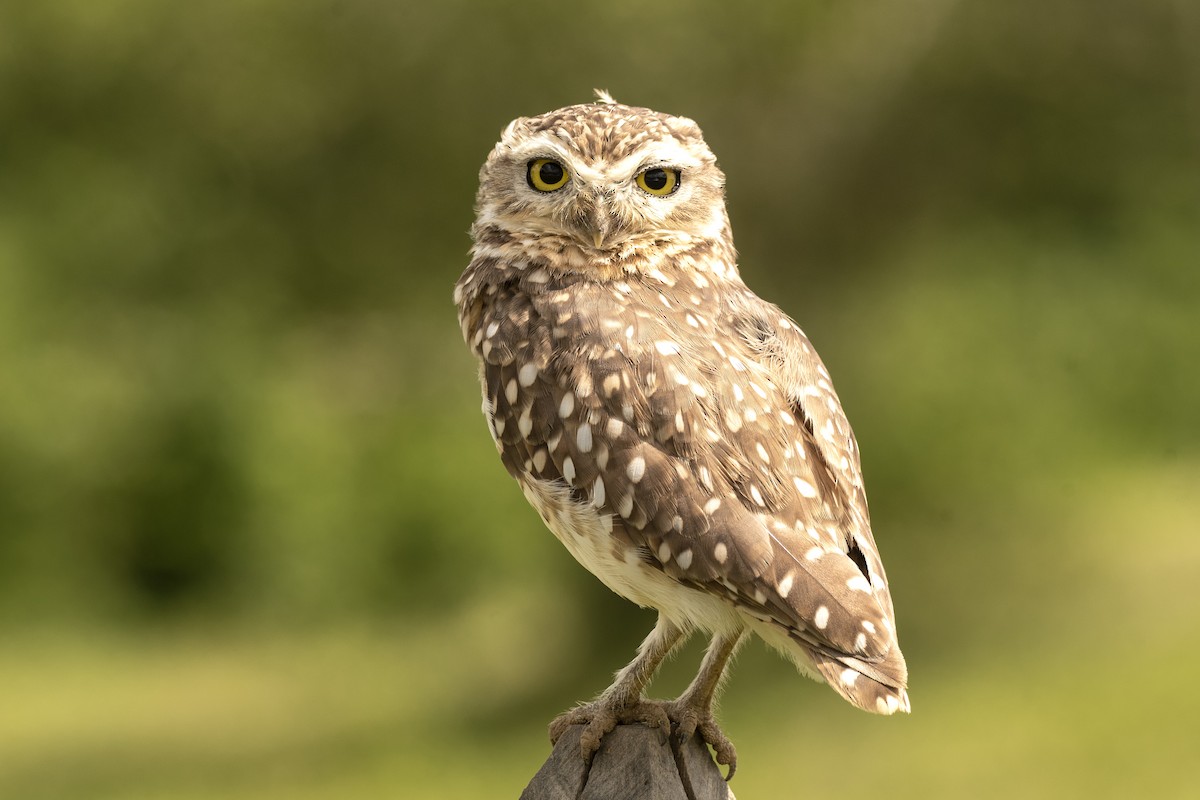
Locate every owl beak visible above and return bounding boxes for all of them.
[580,220,610,250]
[576,188,615,249]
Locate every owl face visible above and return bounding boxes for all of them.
[475,100,729,259]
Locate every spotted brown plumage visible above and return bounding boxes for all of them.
[455,92,909,775]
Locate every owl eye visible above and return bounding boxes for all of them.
[527,159,570,192]
[636,167,680,196]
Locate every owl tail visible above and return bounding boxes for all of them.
[808,647,911,715]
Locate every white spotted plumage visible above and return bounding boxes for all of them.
[456,94,910,769]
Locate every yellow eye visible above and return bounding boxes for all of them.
[527,159,569,192]
[636,167,680,196]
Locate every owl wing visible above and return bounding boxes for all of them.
[725,288,900,623]
[473,275,773,589]
[722,288,909,701]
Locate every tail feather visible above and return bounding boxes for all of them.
[749,619,911,716]
[809,648,911,715]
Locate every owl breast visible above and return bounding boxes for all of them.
[517,475,742,634]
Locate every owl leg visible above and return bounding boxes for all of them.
[665,628,746,779]
[549,614,687,756]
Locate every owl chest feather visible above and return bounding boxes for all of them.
[517,475,742,634]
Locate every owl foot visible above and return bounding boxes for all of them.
[664,699,738,780]
[548,698,673,756]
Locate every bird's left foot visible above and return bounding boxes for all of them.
[664,699,738,780]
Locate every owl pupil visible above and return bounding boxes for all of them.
[643,169,668,190]
[539,162,564,185]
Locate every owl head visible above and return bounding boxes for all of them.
[473,93,730,266]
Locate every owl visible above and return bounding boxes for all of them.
[454,92,909,777]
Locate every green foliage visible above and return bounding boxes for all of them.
[0,0,1197,797]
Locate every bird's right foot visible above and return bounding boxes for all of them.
[548,698,673,757]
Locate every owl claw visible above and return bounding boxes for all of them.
[549,698,737,779]
[549,699,672,756]
[665,700,738,780]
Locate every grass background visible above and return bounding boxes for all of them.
[1,0,1198,797]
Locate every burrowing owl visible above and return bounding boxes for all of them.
[454,92,909,776]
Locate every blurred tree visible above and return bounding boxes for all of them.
[93,399,248,614]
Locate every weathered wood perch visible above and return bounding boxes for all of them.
[520,724,735,800]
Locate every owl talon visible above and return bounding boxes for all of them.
[549,699,672,756]
[665,701,738,780]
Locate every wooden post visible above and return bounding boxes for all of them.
[520,724,735,800]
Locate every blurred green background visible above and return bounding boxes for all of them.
[1,0,1198,797]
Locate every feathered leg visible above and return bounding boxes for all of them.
[666,628,746,779]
